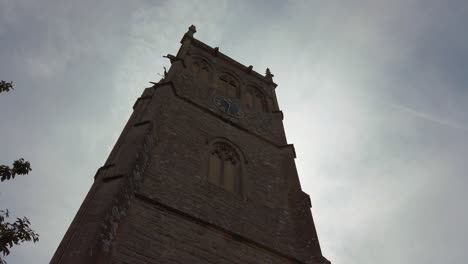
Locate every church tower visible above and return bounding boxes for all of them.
[51,26,330,264]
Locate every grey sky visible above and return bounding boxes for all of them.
[1,0,467,263]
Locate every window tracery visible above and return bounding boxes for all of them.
[207,142,242,194]
[246,86,268,111]
[217,73,240,98]
[191,58,211,83]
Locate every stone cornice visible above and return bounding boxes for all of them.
[179,34,278,88]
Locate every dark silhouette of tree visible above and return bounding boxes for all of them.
[0,82,39,264]
[0,210,39,263]
[0,159,31,182]
[0,81,13,93]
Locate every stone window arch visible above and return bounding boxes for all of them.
[207,141,244,195]
[217,72,240,98]
[246,85,268,111]
[191,57,212,83]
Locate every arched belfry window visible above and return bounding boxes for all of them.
[246,86,268,111]
[207,142,243,195]
[191,57,212,83]
[217,73,240,98]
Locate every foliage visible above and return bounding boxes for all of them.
[0,159,32,182]
[0,210,39,262]
[0,81,39,264]
[0,81,13,93]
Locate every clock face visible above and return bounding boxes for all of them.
[213,95,244,118]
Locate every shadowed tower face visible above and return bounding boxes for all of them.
[51,26,330,264]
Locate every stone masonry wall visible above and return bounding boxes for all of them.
[110,84,322,263]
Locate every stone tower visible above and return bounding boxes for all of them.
[51,26,330,264]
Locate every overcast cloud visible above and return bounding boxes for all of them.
[1,0,467,263]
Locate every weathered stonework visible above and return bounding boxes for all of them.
[51,26,330,264]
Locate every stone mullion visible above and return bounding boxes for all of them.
[219,152,225,188]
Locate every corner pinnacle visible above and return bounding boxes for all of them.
[187,25,197,37]
[265,68,274,82]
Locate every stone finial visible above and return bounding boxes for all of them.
[265,68,274,82]
[186,25,197,37]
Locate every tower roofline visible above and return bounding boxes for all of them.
[179,26,278,88]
